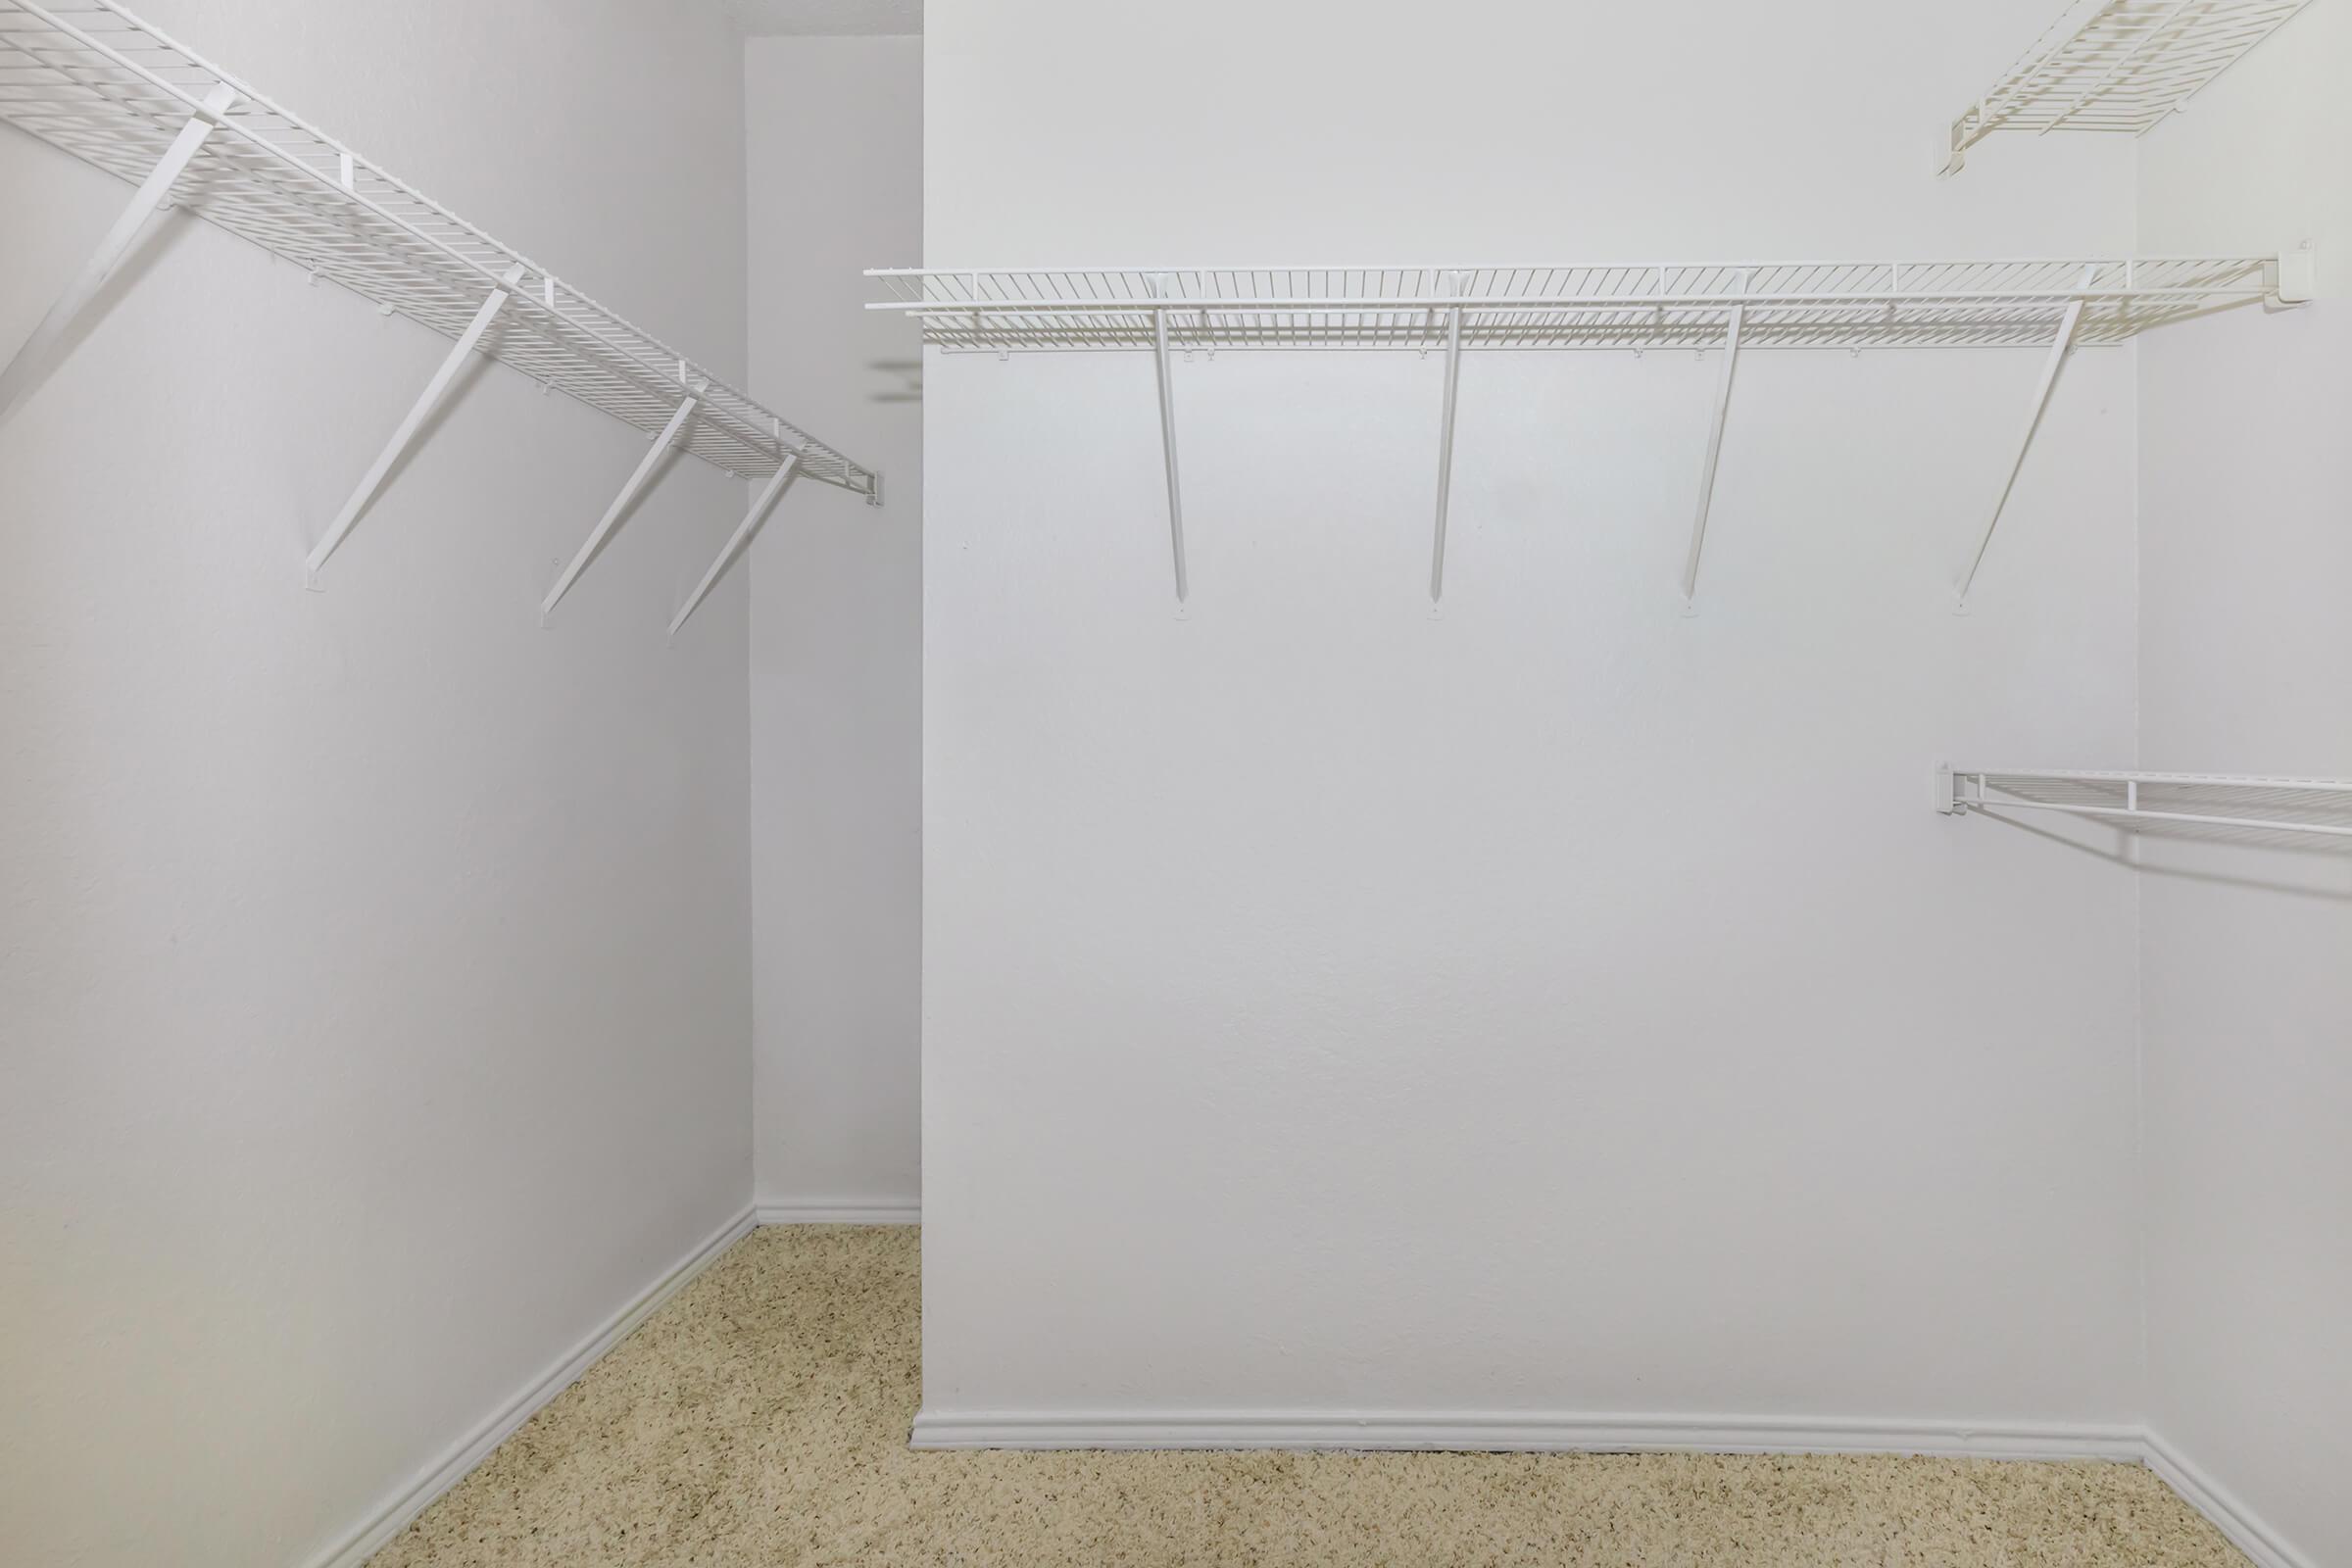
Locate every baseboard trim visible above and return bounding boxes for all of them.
[2143,1430,2316,1568]
[913,1410,2310,1560]
[301,1203,756,1568]
[755,1198,920,1225]
[908,1407,2145,1461]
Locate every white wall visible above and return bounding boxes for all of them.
[745,35,923,1215]
[920,0,2149,1431]
[0,3,756,1564]
[2135,9,2352,1563]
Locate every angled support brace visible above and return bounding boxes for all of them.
[1957,266,2094,609]
[0,83,237,425]
[1151,304,1189,604]
[541,392,700,621]
[1682,302,1745,610]
[306,263,525,585]
[1429,303,1464,603]
[669,454,799,638]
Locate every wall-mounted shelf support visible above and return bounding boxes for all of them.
[0,79,234,424]
[1939,765,2352,840]
[543,390,701,621]
[1683,297,1745,610]
[306,265,523,586]
[669,454,799,638]
[1956,266,2093,608]
[1430,289,1464,604]
[1148,278,1188,605]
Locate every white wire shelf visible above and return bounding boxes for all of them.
[872,260,2294,612]
[1937,766,2352,841]
[1944,0,2316,173]
[0,0,875,498]
[866,260,2280,355]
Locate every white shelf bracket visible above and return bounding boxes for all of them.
[0,82,237,425]
[1682,299,1745,610]
[1935,762,1961,814]
[1429,286,1466,604]
[306,264,525,585]
[1956,265,2094,609]
[541,393,700,621]
[669,454,799,638]
[1149,278,1188,604]
[2273,243,2318,305]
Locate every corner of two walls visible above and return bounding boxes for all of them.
[744,33,924,1221]
[2129,7,2352,1565]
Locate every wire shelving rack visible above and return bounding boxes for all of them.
[1944,0,2317,173]
[1,0,878,624]
[871,260,2292,610]
[1937,767,2352,842]
[868,260,2277,355]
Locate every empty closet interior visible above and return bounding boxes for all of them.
[2,1,2343,1566]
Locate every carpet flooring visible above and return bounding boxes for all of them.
[370,1226,2247,1567]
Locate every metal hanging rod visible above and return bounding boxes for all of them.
[1936,766,2352,841]
[1943,0,2317,174]
[872,260,2295,610]
[1,0,876,624]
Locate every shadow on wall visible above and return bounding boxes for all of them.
[1979,810,2352,904]
[5,201,195,421]
[869,359,920,404]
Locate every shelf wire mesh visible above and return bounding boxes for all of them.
[0,0,874,492]
[1962,770,2352,846]
[868,261,2276,354]
[1949,0,2315,163]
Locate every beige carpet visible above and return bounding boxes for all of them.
[371,1227,2245,1567]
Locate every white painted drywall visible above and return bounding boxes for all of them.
[745,36,923,1214]
[731,0,923,36]
[0,2,757,1564]
[2135,8,2352,1563]
[919,0,2149,1428]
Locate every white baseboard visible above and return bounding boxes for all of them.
[755,1197,920,1225]
[914,1409,2311,1564]
[2143,1430,2316,1568]
[908,1407,2144,1461]
[301,1203,756,1568]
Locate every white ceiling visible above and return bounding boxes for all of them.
[724,0,921,35]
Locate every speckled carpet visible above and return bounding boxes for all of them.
[370,1226,2245,1567]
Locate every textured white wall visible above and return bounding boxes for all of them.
[0,2,755,1564]
[919,0,2149,1430]
[2136,8,2352,1563]
[745,35,923,1214]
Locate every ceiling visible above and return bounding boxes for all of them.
[724,0,921,35]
